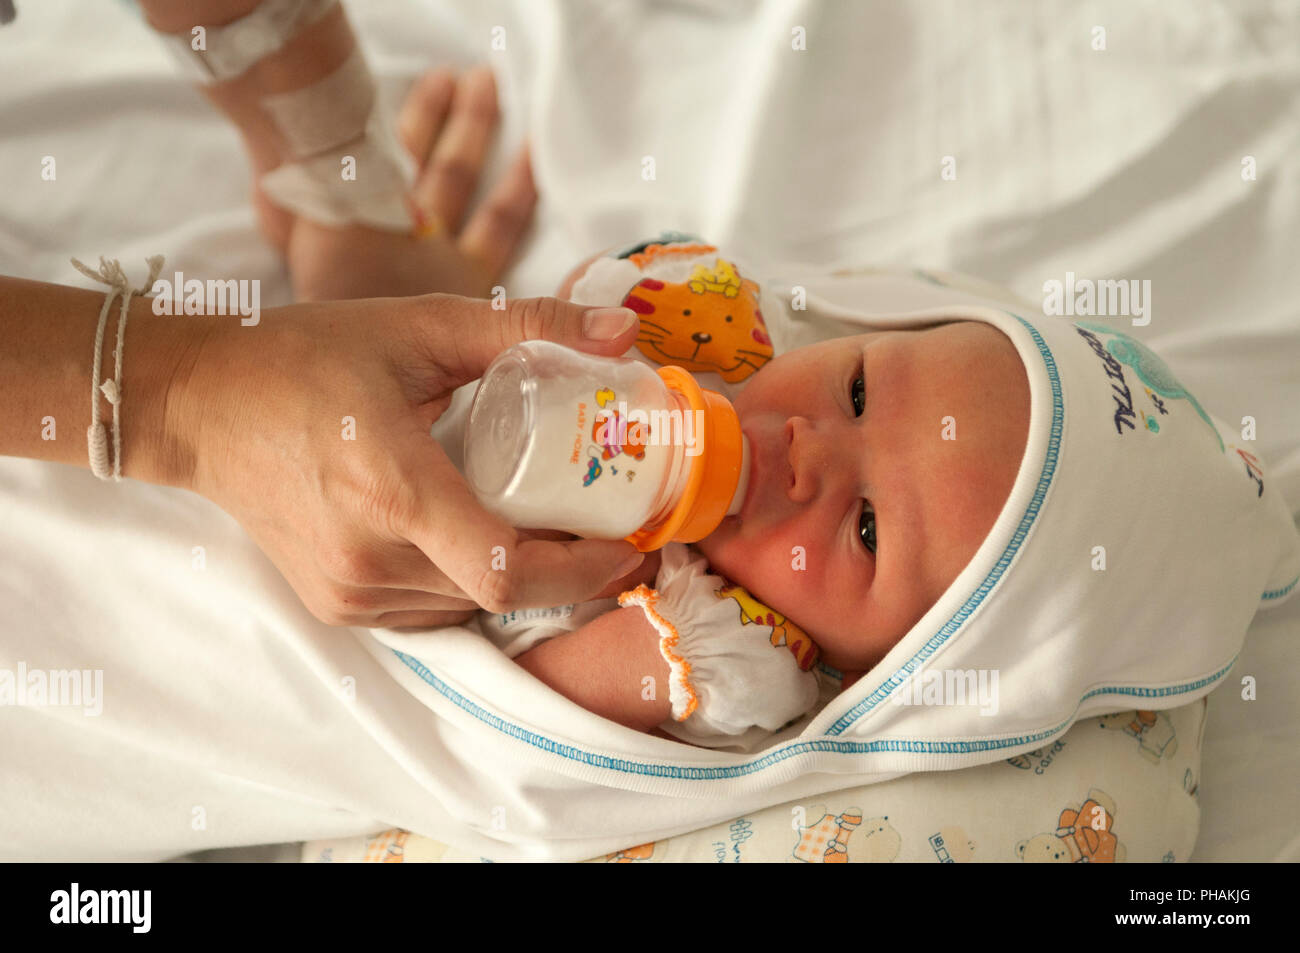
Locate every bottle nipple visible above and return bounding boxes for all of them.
[726,435,751,517]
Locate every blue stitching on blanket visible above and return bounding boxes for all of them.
[825,311,1060,735]
[1262,573,1298,601]
[385,305,1231,779]
[390,648,1235,777]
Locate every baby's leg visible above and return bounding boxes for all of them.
[139,0,535,301]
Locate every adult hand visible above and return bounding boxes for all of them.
[178,295,651,627]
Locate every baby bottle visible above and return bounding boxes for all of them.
[463,340,750,551]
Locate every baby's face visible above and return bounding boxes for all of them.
[696,322,1030,672]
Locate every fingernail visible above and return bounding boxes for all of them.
[583,307,637,340]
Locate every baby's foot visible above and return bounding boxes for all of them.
[259,67,537,302]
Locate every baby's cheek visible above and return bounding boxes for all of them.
[760,535,833,615]
[708,526,828,619]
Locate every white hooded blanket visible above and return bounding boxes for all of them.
[358,267,1300,860]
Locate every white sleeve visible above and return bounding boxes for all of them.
[617,543,821,741]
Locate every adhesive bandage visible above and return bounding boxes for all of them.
[159,0,336,84]
[258,106,417,232]
[153,0,418,232]
[260,45,375,158]
[256,47,418,231]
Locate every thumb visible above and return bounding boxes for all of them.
[418,293,640,385]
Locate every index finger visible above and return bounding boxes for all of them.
[401,294,639,395]
[408,445,645,613]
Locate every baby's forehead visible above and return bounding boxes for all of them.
[801,321,982,355]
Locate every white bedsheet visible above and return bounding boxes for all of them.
[1,0,1297,860]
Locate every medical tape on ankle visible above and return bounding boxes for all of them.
[160,0,337,84]
[255,47,418,232]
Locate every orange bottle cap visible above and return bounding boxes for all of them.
[625,366,745,552]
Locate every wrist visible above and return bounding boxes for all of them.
[172,303,315,503]
[119,303,218,491]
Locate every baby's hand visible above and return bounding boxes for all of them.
[262,67,536,302]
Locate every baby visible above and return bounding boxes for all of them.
[469,235,1031,747]
[470,235,1300,755]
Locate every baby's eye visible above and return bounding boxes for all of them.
[851,376,865,417]
[859,501,877,554]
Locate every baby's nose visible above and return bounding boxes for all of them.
[785,417,824,503]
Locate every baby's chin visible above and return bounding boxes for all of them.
[694,522,786,611]
[693,518,745,583]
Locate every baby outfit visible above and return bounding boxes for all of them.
[481,542,825,746]
[471,233,829,748]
